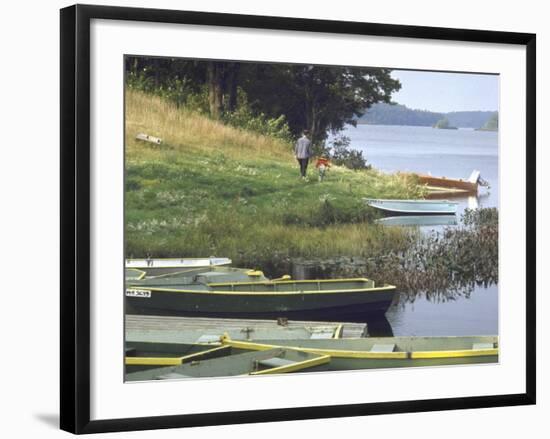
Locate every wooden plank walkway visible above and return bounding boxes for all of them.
[126,314,367,339]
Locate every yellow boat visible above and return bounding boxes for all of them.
[220,335,499,370]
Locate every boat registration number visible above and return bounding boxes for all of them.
[125,288,151,298]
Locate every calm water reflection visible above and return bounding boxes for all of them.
[343,124,498,336]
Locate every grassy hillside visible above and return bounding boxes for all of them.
[125,90,423,273]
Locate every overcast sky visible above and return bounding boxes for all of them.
[390,70,499,113]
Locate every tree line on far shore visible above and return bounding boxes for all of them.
[358,102,498,130]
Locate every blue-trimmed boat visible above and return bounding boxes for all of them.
[365,198,458,215]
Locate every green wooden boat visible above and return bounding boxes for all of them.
[126,269,396,318]
[365,198,458,215]
[125,348,331,381]
[221,335,499,370]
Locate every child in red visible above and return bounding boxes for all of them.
[315,156,331,182]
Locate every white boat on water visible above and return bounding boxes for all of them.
[365,198,458,215]
[125,257,232,276]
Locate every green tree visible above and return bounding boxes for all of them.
[478,112,498,131]
[125,57,401,143]
[240,64,400,143]
[433,117,457,129]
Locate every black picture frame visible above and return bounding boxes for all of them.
[60,4,536,434]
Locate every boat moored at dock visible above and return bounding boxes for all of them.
[220,335,499,370]
[125,347,331,381]
[126,268,396,319]
[125,341,237,373]
[125,315,361,344]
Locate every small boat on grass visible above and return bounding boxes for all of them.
[220,335,498,370]
[126,269,396,319]
[125,348,330,381]
[365,198,458,215]
[125,257,232,277]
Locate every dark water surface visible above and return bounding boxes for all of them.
[332,125,499,336]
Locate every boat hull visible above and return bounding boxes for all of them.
[125,288,396,320]
[417,174,478,192]
[365,199,458,215]
[222,336,499,370]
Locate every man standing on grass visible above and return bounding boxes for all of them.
[295,129,312,180]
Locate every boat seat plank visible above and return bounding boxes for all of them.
[370,344,396,353]
[472,343,494,350]
[258,357,297,368]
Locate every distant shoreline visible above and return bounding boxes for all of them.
[357,102,498,130]
[351,123,497,131]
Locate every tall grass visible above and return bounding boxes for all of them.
[125,89,425,273]
[126,90,293,162]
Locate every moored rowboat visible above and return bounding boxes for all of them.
[126,268,396,319]
[125,348,331,381]
[125,341,236,373]
[365,198,458,215]
[416,170,480,193]
[125,316,352,345]
[220,335,499,370]
[125,257,232,276]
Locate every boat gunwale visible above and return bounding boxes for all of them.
[126,257,231,262]
[206,277,376,287]
[125,283,397,296]
[221,337,499,360]
[125,257,233,269]
[125,345,229,366]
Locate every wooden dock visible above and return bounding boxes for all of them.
[126,314,368,341]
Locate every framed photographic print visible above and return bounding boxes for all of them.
[60,4,536,434]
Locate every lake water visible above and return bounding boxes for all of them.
[340,124,499,337]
